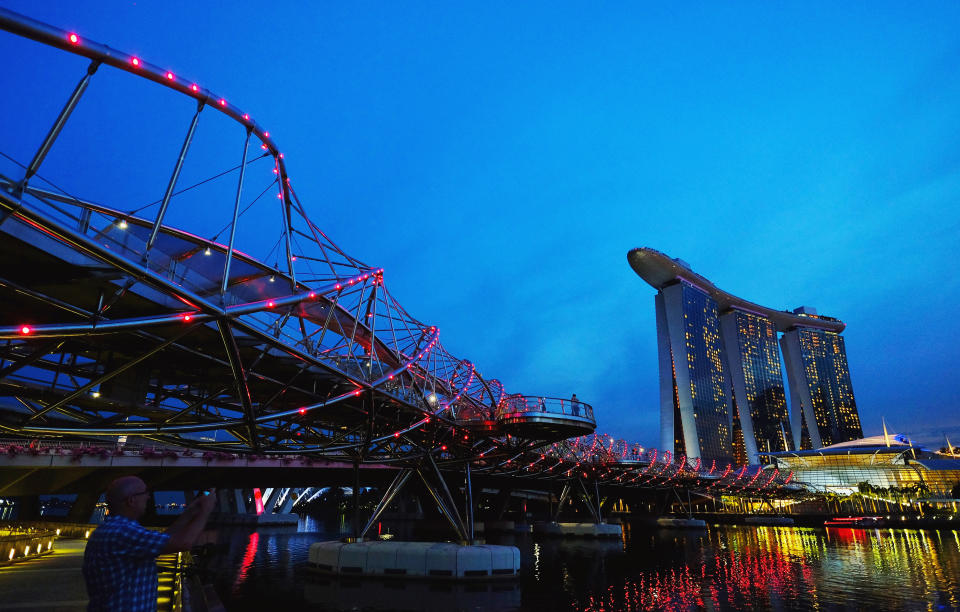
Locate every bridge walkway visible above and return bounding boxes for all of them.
[0,538,87,611]
[0,537,189,611]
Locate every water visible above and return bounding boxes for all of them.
[197,518,960,611]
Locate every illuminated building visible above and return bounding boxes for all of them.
[628,247,860,464]
[765,434,960,497]
[719,309,792,462]
[654,282,734,464]
[780,316,862,449]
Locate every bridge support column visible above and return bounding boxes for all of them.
[416,453,469,543]
[360,469,413,540]
[277,489,296,514]
[352,460,360,541]
[553,483,572,522]
[233,489,247,514]
[464,462,474,542]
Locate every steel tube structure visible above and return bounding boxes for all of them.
[0,8,795,501]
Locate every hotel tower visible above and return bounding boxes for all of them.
[629,248,862,465]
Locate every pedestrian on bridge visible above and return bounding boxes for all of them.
[571,393,580,417]
[82,476,216,612]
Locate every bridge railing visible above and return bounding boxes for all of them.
[497,395,594,421]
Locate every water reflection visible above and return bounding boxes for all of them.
[199,520,960,611]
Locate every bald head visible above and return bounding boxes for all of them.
[106,476,148,514]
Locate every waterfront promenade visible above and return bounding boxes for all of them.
[0,539,87,611]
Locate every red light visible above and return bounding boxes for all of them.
[166,72,174,80]
[425,417,430,423]
[191,84,199,92]
[264,132,269,137]
[354,390,361,396]
[131,57,141,67]
[334,284,341,290]
[298,407,306,415]
[182,314,192,322]
[441,445,447,451]
[19,326,31,335]
[219,98,226,106]
[388,374,394,380]
[266,301,275,308]
[291,256,297,261]
[279,153,284,159]
[308,292,316,299]
[394,432,399,438]
[68,33,79,44]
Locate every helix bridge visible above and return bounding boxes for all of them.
[0,8,793,518]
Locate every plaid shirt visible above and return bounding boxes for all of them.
[82,515,171,612]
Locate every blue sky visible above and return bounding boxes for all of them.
[2,2,959,448]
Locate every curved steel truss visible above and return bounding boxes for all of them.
[0,9,595,466]
[0,9,792,495]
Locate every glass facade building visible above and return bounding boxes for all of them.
[781,327,862,449]
[657,282,734,465]
[631,247,864,466]
[720,309,793,464]
[767,435,960,498]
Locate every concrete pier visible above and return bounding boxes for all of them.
[308,541,521,579]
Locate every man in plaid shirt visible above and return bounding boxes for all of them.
[82,476,216,611]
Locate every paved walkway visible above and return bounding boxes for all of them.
[0,538,88,611]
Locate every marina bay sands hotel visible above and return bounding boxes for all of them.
[628,247,863,466]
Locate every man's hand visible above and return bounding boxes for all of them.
[163,488,217,553]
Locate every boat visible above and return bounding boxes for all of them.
[823,516,886,528]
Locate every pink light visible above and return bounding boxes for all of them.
[279,153,284,159]
[261,144,269,151]
[263,131,269,137]
[243,113,250,120]
[334,284,341,290]
[219,98,226,106]
[266,301,275,308]
[166,72,174,80]
[191,84,199,92]
[253,488,264,515]
[394,432,400,438]
[299,407,306,415]
[67,33,79,44]
[19,326,31,335]
[388,374,394,380]
[131,57,141,67]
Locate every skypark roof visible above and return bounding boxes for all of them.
[627,247,845,333]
